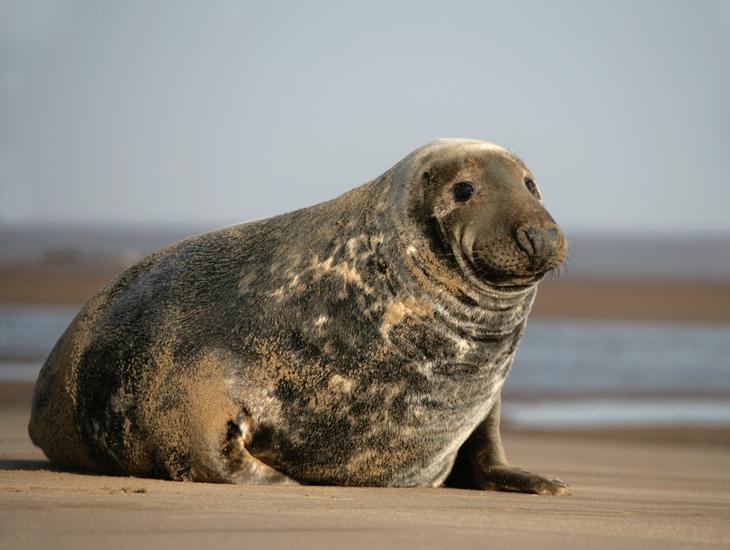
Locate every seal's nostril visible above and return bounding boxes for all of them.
[515,226,544,259]
[515,228,534,256]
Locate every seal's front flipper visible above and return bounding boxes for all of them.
[446,394,570,495]
[222,416,298,485]
[475,465,569,495]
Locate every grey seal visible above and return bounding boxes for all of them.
[29,138,569,494]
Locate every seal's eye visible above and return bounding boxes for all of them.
[525,178,541,199]
[452,181,475,202]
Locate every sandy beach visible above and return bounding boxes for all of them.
[1,386,729,549]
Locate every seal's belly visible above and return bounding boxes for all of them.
[246,371,501,487]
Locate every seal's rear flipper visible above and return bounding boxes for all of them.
[221,416,298,485]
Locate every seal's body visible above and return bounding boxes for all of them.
[29,139,568,493]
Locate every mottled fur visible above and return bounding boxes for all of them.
[29,139,568,493]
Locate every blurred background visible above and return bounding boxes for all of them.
[1,0,729,434]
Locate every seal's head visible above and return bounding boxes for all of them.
[407,139,567,288]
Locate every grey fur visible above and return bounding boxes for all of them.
[29,139,568,493]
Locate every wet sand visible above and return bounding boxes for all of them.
[1,389,729,549]
[2,266,730,322]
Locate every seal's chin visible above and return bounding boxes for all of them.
[464,249,563,289]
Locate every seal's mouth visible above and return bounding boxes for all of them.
[478,268,546,287]
[442,239,553,293]
[459,236,567,290]
[466,256,556,289]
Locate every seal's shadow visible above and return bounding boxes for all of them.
[0,459,53,471]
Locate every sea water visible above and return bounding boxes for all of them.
[1,306,729,427]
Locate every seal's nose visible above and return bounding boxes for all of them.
[515,225,562,270]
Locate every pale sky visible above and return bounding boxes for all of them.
[0,0,728,233]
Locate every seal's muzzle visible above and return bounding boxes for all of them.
[515,224,564,272]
